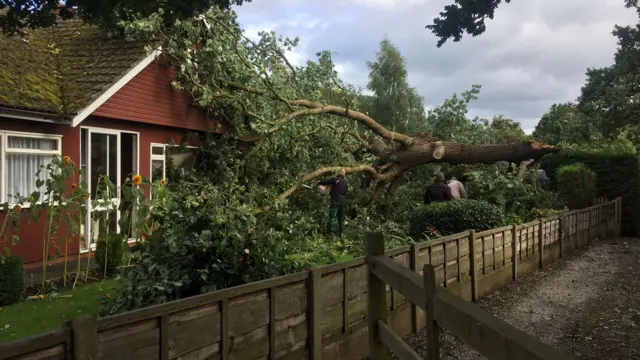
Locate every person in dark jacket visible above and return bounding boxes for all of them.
[318,168,350,237]
[423,172,453,204]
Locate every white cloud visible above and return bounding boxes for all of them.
[235,0,638,129]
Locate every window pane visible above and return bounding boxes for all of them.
[152,146,165,155]
[6,153,54,202]
[7,136,58,151]
[151,159,164,182]
[169,148,198,170]
[90,133,118,199]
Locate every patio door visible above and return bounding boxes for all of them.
[84,129,120,248]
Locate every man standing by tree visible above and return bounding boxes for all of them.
[318,169,350,237]
[447,175,467,200]
[424,172,453,204]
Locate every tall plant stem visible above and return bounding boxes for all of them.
[41,204,55,288]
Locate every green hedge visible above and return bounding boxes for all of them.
[409,200,504,240]
[541,151,640,236]
[555,163,597,210]
[0,255,24,306]
[95,233,125,277]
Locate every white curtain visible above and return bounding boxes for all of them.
[6,137,56,202]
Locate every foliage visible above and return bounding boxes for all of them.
[555,163,597,210]
[541,150,640,235]
[409,200,504,239]
[366,38,427,135]
[95,233,125,277]
[532,208,568,219]
[427,1,638,47]
[0,255,24,306]
[464,163,563,221]
[533,103,595,145]
[0,0,248,35]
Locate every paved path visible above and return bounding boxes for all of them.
[400,237,640,360]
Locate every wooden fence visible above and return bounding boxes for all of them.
[0,198,621,360]
[365,232,573,360]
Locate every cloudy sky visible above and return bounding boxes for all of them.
[235,0,638,133]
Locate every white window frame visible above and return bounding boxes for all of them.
[0,130,62,206]
[149,142,198,185]
[80,126,140,251]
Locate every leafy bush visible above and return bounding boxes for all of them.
[95,233,126,277]
[555,163,597,210]
[0,255,24,305]
[542,149,640,236]
[409,200,504,239]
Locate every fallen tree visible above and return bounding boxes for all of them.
[122,8,558,213]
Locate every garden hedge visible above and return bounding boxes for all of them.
[555,162,597,210]
[541,151,640,236]
[0,255,25,306]
[409,200,505,240]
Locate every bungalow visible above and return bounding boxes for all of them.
[0,19,216,268]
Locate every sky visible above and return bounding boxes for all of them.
[234,0,638,134]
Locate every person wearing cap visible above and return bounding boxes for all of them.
[423,172,453,204]
[317,168,350,237]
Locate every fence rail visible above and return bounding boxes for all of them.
[0,197,621,360]
[366,234,573,360]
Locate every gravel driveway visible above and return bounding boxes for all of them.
[400,237,640,360]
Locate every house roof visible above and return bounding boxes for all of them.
[0,19,149,117]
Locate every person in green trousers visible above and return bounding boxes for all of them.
[317,169,350,237]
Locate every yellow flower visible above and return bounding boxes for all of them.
[132,174,143,185]
[160,179,167,186]
[63,156,71,165]
[38,294,44,300]
[71,183,77,189]
[243,248,250,255]
[83,193,91,200]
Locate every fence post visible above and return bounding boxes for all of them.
[423,264,440,360]
[468,230,478,302]
[409,243,419,334]
[308,267,322,360]
[587,207,592,243]
[575,211,579,250]
[511,224,518,281]
[71,316,98,360]
[558,215,564,258]
[538,219,544,268]
[365,232,388,360]
[616,197,622,237]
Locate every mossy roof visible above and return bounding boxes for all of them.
[0,19,148,116]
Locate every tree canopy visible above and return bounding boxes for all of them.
[0,0,248,34]
[427,0,640,47]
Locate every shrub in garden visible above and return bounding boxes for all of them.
[542,149,640,236]
[409,200,504,239]
[555,163,597,210]
[0,255,25,305]
[95,233,125,277]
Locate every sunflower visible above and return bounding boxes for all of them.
[83,193,91,200]
[160,179,167,186]
[71,183,77,189]
[132,174,143,185]
[63,156,71,165]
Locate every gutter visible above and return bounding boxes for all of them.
[0,106,71,124]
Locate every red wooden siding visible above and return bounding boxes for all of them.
[92,58,213,132]
[0,117,195,266]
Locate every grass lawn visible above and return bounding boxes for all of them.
[0,279,119,343]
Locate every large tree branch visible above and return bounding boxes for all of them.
[260,140,559,214]
[222,80,414,146]
[259,165,386,213]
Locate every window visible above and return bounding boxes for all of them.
[150,144,166,185]
[0,132,62,204]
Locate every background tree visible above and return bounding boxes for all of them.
[533,103,594,145]
[366,38,427,135]
[0,0,248,34]
[427,0,639,47]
